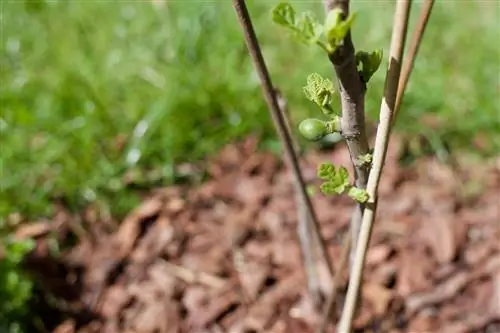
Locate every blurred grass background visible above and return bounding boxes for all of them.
[1,0,499,221]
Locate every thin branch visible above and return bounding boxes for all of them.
[393,0,435,121]
[317,232,351,333]
[337,1,412,332]
[232,0,334,283]
[323,0,371,272]
[277,89,323,306]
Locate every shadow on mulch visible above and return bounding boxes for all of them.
[16,136,500,333]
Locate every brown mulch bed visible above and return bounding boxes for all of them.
[17,136,500,333]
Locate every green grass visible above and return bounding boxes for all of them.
[1,0,499,220]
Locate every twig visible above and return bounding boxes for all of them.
[337,1,412,332]
[323,0,371,270]
[232,0,334,284]
[393,0,435,121]
[276,89,323,306]
[317,232,351,333]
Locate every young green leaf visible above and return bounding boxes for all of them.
[356,49,383,83]
[348,187,370,203]
[318,162,336,180]
[303,73,336,114]
[356,152,373,166]
[272,3,296,28]
[272,4,324,46]
[318,164,350,195]
[296,12,323,44]
[324,8,356,53]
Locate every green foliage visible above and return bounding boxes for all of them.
[0,237,35,332]
[355,49,383,83]
[317,163,369,202]
[318,163,350,195]
[303,73,337,115]
[324,8,356,52]
[347,187,369,203]
[272,3,324,46]
[356,153,373,166]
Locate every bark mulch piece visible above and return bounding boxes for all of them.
[19,136,500,333]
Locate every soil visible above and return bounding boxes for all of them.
[16,136,500,333]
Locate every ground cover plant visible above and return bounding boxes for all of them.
[1,0,499,332]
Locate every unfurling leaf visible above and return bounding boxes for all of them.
[318,162,336,180]
[348,187,370,203]
[272,3,325,48]
[356,49,383,83]
[272,3,296,28]
[324,8,356,53]
[303,73,335,114]
[318,163,350,196]
[357,153,373,166]
[296,12,323,44]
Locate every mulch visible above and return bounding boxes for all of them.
[16,136,500,333]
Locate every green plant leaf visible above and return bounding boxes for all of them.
[318,162,336,180]
[303,73,335,114]
[356,49,383,83]
[318,164,350,195]
[324,8,356,52]
[272,3,326,50]
[272,3,296,28]
[348,187,370,203]
[296,11,323,44]
[356,152,373,166]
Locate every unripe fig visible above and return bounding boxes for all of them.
[299,118,327,141]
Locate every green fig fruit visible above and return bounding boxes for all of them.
[299,118,327,141]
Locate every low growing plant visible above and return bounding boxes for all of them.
[0,236,35,333]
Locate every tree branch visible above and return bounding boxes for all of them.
[323,0,371,272]
[276,89,323,306]
[232,0,334,290]
[393,0,435,121]
[337,1,412,332]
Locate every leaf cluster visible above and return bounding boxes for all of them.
[272,3,355,54]
[318,163,369,203]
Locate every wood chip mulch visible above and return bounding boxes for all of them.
[17,136,500,333]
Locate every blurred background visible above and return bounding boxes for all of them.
[2,0,499,221]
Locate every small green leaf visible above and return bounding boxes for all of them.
[272,4,323,46]
[318,164,350,196]
[299,118,327,141]
[320,181,337,195]
[318,162,336,180]
[320,180,346,195]
[272,3,296,28]
[356,49,383,83]
[348,187,370,203]
[357,153,373,166]
[324,8,356,52]
[303,73,335,114]
[337,166,349,183]
[296,11,323,44]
